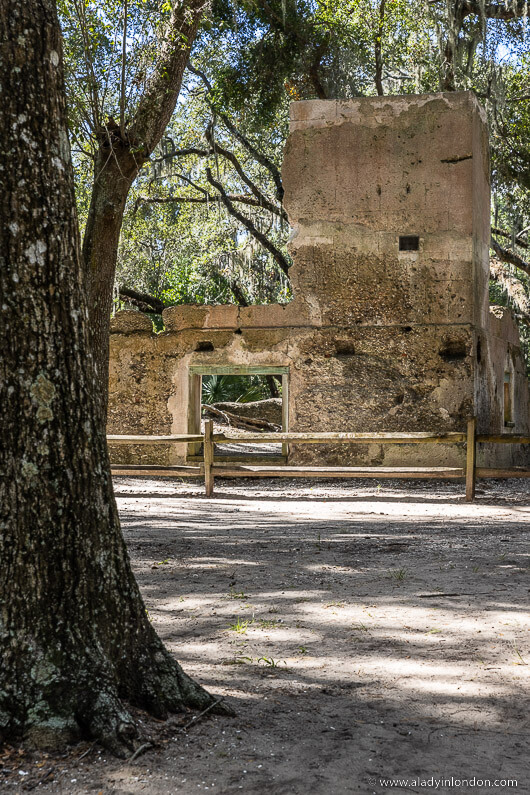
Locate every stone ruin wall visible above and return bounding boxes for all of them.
[108,92,530,468]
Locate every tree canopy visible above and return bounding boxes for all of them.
[61,1,530,364]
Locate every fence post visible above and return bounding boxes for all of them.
[204,419,214,497]
[465,417,476,502]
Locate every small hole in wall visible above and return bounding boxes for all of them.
[439,340,467,362]
[403,325,413,332]
[394,393,405,405]
[234,328,243,335]
[195,341,214,352]
[335,340,356,356]
[399,235,420,251]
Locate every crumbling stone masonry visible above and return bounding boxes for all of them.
[108,92,529,468]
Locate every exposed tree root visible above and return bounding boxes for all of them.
[0,639,233,758]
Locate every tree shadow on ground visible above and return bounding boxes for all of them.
[107,478,530,792]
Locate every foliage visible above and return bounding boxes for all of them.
[59,0,530,358]
[202,374,274,403]
[58,0,175,143]
[207,0,435,114]
[116,113,292,309]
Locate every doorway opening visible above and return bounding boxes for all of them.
[187,365,289,462]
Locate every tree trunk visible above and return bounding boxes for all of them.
[266,375,280,398]
[0,0,224,756]
[441,3,464,91]
[374,0,386,96]
[81,1,203,415]
[82,149,137,412]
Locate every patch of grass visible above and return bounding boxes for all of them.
[257,619,281,629]
[228,617,254,634]
[297,646,308,655]
[388,568,408,582]
[228,589,248,599]
[222,654,288,668]
[257,656,286,668]
[352,622,370,632]
[510,641,527,666]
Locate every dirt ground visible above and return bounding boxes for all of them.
[2,477,529,794]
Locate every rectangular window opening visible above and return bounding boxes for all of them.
[188,365,289,462]
[503,371,514,428]
[399,235,420,251]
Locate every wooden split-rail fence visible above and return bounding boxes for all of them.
[108,418,530,501]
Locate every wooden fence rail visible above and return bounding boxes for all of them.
[108,434,205,479]
[108,421,529,500]
[210,431,468,444]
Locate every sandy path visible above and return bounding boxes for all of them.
[3,478,529,794]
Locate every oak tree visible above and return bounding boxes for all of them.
[0,0,224,755]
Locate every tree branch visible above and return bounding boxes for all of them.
[119,287,165,314]
[429,0,529,19]
[134,194,269,212]
[156,171,209,195]
[205,123,287,221]
[492,226,529,251]
[129,0,206,155]
[435,0,526,91]
[151,136,287,221]
[461,0,529,20]
[249,0,329,99]
[490,259,530,327]
[120,0,128,133]
[152,146,210,163]
[72,0,102,128]
[188,64,284,201]
[206,167,291,277]
[308,36,330,100]
[491,235,530,278]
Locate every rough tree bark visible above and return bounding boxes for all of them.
[0,0,224,756]
[82,0,204,413]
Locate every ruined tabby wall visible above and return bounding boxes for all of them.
[108,92,529,468]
